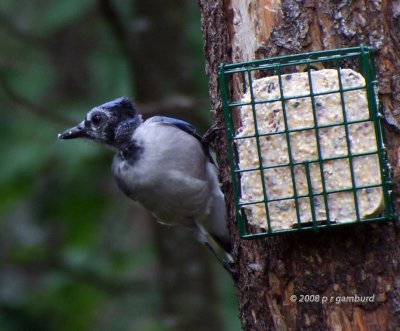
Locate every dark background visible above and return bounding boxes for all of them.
[0,1,240,330]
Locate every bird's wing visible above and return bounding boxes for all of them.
[147,116,214,163]
[147,116,202,139]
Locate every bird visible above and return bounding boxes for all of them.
[58,97,232,268]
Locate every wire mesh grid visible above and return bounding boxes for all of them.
[219,46,394,238]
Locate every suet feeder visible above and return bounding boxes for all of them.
[218,46,394,238]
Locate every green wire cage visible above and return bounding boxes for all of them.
[219,46,394,239]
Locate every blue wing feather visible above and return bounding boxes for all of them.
[148,116,214,163]
[149,116,202,141]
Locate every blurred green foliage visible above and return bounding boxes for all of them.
[0,1,240,330]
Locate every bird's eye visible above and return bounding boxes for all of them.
[91,114,102,126]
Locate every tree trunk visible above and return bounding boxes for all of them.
[198,1,400,330]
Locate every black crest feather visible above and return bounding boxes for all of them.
[98,97,136,116]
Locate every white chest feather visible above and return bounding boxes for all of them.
[112,122,215,225]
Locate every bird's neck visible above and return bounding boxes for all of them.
[112,116,143,151]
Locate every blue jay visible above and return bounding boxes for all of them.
[58,97,232,267]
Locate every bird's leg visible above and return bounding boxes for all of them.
[202,122,222,144]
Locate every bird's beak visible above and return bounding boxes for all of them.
[58,122,86,140]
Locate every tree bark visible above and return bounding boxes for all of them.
[198,0,400,330]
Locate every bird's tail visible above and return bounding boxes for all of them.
[191,221,234,271]
[196,160,233,271]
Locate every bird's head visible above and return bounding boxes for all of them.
[58,97,142,149]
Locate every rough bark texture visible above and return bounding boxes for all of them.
[198,0,400,330]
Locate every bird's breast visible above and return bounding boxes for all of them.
[112,154,212,225]
[111,124,213,225]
